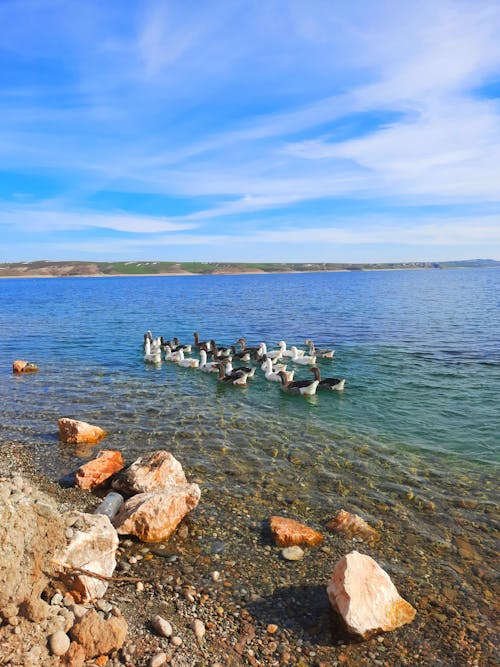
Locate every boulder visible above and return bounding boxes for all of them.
[12,360,38,374]
[113,484,201,542]
[55,511,119,603]
[58,418,107,445]
[269,516,323,547]
[70,609,127,659]
[0,477,66,612]
[326,509,381,545]
[326,551,416,639]
[75,450,124,490]
[112,450,187,496]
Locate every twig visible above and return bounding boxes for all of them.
[52,561,149,583]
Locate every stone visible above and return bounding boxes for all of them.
[112,450,187,496]
[150,653,168,667]
[269,516,323,547]
[326,509,381,545]
[191,618,205,643]
[58,418,107,444]
[49,630,71,656]
[171,636,183,647]
[63,642,86,667]
[55,511,119,603]
[281,546,304,561]
[113,484,201,542]
[70,609,127,659]
[326,551,416,639]
[12,360,38,374]
[75,450,124,490]
[151,614,173,638]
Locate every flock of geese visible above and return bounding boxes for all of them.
[143,331,345,396]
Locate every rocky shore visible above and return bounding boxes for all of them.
[0,438,497,667]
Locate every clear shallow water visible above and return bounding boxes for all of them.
[0,270,498,513]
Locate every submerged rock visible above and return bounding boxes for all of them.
[75,450,124,490]
[113,484,201,542]
[112,450,187,495]
[58,418,107,445]
[326,550,416,639]
[55,511,119,603]
[269,516,323,547]
[326,509,381,545]
[12,360,39,374]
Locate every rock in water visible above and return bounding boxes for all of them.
[326,551,416,639]
[326,509,381,545]
[269,516,323,547]
[55,511,119,602]
[12,360,39,374]
[75,450,124,489]
[70,609,127,659]
[58,418,107,444]
[113,484,201,542]
[112,450,187,495]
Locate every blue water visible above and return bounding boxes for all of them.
[0,269,498,529]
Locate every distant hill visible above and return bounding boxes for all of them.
[0,259,498,278]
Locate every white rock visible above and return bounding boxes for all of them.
[326,550,416,639]
[281,546,304,561]
[191,618,205,643]
[149,653,168,667]
[48,630,70,656]
[151,614,172,638]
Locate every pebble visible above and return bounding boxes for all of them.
[95,599,113,614]
[191,618,205,643]
[267,624,278,634]
[50,593,63,606]
[149,653,168,667]
[281,546,304,561]
[211,570,221,581]
[136,581,144,592]
[48,630,70,656]
[171,636,183,647]
[152,615,173,638]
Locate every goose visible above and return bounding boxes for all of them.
[259,355,288,373]
[305,340,334,359]
[164,345,182,362]
[172,337,192,354]
[210,340,232,358]
[237,338,262,356]
[217,362,249,386]
[174,349,199,368]
[224,360,256,378]
[310,366,345,390]
[277,341,305,358]
[193,332,211,351]
[277,370,319,396]
[199,349,220,373]
[263,358,294,383]
[289,346,316,365]
[259,342,283,360]
[143,338,162,363]
[230,345,251,362]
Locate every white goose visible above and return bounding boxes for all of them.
[289,346,316,365]
[174,349,199,368]
[164,345,182,362]
[143,338,162,363]
[224,360,256,378]
[278,341,305,358]
[259,356,288,373]
[258,342,282,360]
[263,358,294,383]
[278,371,319,396]
[198,349,220,373]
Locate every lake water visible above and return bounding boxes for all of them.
[0,268,498,662]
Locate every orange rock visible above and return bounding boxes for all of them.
[326,509,381,545]
[113,484,201,542]
[327,551,416,639]
[269,516,323,547]
[58,418,107,444]
[12,360,38,374]
[112,450,187,495]
[63,642,85,667]
[70,609,127,659]
[75,450,124,490]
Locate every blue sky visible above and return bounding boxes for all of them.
[1,0,499,262]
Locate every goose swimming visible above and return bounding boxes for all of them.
[143,338,162,363]
[193,332,211,351]
[230,345,251,362]
[289,346,316,365]
[277,370,319,396]
[174,349,199,368]
[263,358,294,383]
[198,349,220,372]
[310,366,345,390]
[305,340,334,359]
[224,360,256,378]
[217,362,249,386]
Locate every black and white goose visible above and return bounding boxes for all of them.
[310,366,345,390]
[217,362,249,386]
[277,370,319,396]
[304,340,335,359]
